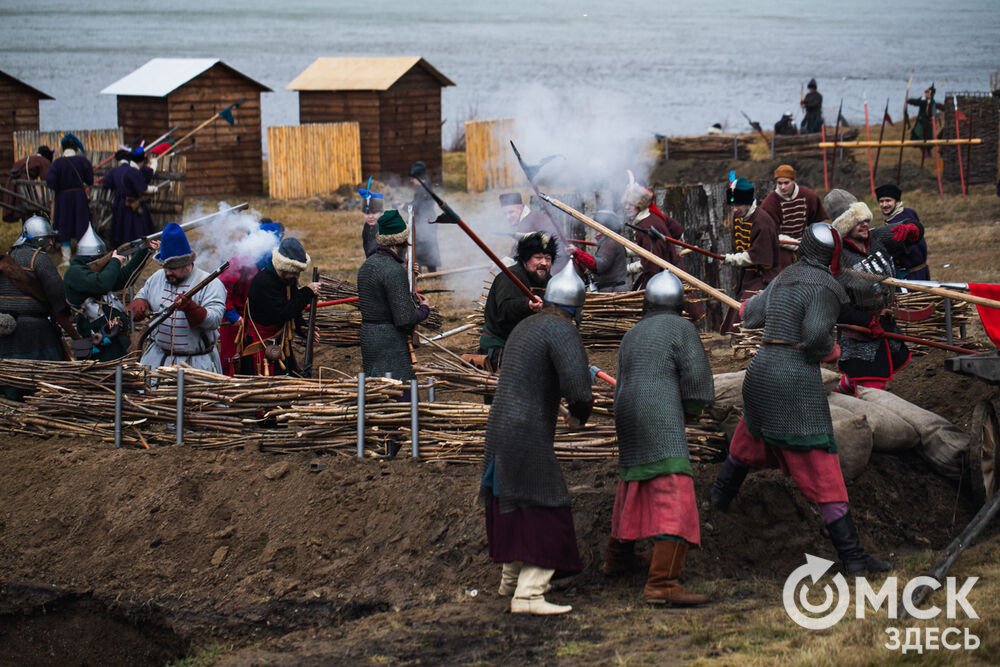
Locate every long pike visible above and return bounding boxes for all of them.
[509,141,569,244]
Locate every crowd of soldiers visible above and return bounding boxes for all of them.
[0,141,934,616]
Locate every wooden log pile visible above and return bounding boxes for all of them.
[0,358,727,463]
[772,127,859,158]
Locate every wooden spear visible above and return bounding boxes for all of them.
[864,95,875,198]
[157,99,246,158]
[829,98,844,188]
[895,71,915,184]
[872,99,890,184]
[886,278,1000,311]
[301,266,319,378]
[821,124,830,191]
[837,324,975,355]
[420,264,490,280]
[953,96,967,198]
[536,193,740,310]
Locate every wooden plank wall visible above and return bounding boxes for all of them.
[167,64,264,197]
[0,79,41,168]
[266,123,361,200]
[465,118,517,192]
[14,128,123,161]
[300,90,380,177]
[942,94,999,185]
[379,67,443,179]
[116,96,170,149]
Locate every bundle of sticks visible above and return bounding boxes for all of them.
[0,358,727,462]
[893,291,970,341]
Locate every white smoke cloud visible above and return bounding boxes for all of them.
[185,202,282,271]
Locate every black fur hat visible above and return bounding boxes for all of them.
[515,232,558,263]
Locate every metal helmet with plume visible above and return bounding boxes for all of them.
[644,270,685,310]
[544,262,586,309]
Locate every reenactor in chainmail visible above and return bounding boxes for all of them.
[356,210,430,382]
[826,189,911,395]
[478,263,593,616]
[607,271,714,606]
[720,177,779,334]
[710,223,892,576]
[358,180,383,258]
[0,216,79,399]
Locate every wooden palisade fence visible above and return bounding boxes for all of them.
[465,118,518,192]
[266,122,361,200]
[14,128,124,159]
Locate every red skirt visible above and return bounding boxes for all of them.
[610,475,701,546]
[729,418,849,504]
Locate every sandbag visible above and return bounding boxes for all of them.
[856,386,970,480]
[828,391,919,453]
[832,412,873,482]
[711,368,842,414]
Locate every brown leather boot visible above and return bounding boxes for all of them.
[460,353,493,372]
[602,537,651,576]
[644,540,708,606]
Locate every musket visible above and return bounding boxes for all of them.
[589,365,617,386]
[625,221,724,260]
[132,261,230,352]
[509,141,569,245]
[872,98,891,183]
[301,266,319,378]
[92,126,180,174]
[829,98,844,187]
[538,193,739,310]
[837,324,975,355]
[895,71,915,184]
[87,202,249,272]
[158,99,247,158]
[410,165,541,304]
[739,110,768,142]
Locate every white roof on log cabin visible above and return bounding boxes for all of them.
[101,58,271,97]
[286,57,455,91]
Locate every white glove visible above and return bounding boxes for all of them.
[146,185,158,194]
[723,251,753,267]
[149,158,159,172]
[627,260,642,274]
[778,234,799,250]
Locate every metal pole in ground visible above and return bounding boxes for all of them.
[356,372,366,458]
[114,364,123,448]
[944,297,953,346]
[176,368,184,445]
[410,378,419,459]
[428,378,436,403]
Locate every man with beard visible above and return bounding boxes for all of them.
[875,183,929,281]
[126,223,226,373]
[472,231,554,373]
[499,192,570,273]
[759,164,828,270]
[239,237,321,377]
[710,223,892,576]
[46,133,94,267]
[720,177,779,334]
[357,210,431,382]
[480,263,593,615]
[826,189,911,395]
[606,270,714,606]
[2,145,52,222]
[0,215,79,399]
[407,161,441,273]
[63,223,155,362]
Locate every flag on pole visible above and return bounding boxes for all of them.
[219,105,235,126]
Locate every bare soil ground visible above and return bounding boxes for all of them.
[1,156,999,665]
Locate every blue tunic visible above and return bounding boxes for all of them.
[45,153,94,242]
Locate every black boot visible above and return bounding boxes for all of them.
[826,512,893,575]
[710,458,748,511]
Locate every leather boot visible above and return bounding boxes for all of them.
[827,512,893,575]
[510,565,571,615]
[460,353,492,373]
[498,561,522,596]
[644,540,709,606]
[602,537,651,576]
[710,458,748,511]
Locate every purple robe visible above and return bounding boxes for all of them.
[104,163,153,247]
[45,154,94,242]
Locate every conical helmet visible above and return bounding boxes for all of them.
[544,262,586,308]
[644,270,684,310]
[76,223,107,257]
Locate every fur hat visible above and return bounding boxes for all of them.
[773,164,796,180]
[375,209,409,247]
[831,202,874,237]
[271,237,310,273]
[154,223,196,269]
[36,145,53,162]
[621,170,653,209]
[499,192,523,207]
[823,189,857,223]
[728,177,754,205]
[874,183,902,201]
[515,231,558,263]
